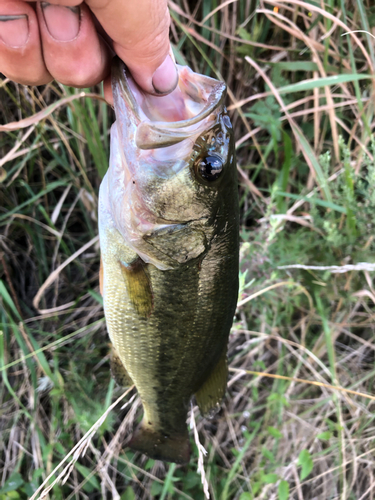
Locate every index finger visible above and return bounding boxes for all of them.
[86,0,178,95]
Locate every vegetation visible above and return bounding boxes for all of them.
[1,0,375,498]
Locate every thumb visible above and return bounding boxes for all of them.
[87,0,178,95]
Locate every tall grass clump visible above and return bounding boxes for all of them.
[1,0,375,498]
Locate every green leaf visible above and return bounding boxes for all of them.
[278,480,289,500]
[238,27,252,41]
[120,486,136,500]
[246,97,282,141]
[239,493,253,500]
[144,459,155,470]
[55,442,66,455]
[24,482,38,498]
[261,447,276,464]
[263,473,278,484]
[252,481,261,495]
[298,449,314,480]
[267,426,283,439]
[0,492,20,499]
[150,481,163,496]
[317,431,332,441]
[75,463,100,492]
[183,471,201,490]
[0,473,24,494]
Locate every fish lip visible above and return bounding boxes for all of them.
[111,57,227,150]
[111,57,142,123]
[140,81,226,130]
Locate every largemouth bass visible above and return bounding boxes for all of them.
[98,58,239,464]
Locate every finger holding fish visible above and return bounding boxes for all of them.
[0,0,177,94]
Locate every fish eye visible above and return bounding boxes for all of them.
[195,154,224,182]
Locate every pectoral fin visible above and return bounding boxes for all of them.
[120,258,153,318]
[195,352,228,418]
[110,346,133,387]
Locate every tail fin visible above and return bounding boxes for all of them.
[128,423,190,464]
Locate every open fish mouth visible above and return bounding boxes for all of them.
[111,57,227,151]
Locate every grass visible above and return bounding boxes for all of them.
[1,0,375,498]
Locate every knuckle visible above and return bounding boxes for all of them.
[131,15,170,65]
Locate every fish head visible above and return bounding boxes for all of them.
[107,58,236,269]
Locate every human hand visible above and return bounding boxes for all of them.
[0,0,178,97]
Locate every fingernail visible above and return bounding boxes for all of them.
[152,54,178,95]
[0,15,28,48]
[41,2,80,42]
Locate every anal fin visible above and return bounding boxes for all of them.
[110,346,133,387]
[195,352,228,418]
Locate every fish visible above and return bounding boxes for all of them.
[98,57,239,464]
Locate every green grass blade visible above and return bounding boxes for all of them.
[277,73,374,95]
[160,463,177,500]
[220,423,260,500]
[0,180,67,223]
[293,128,332,201]
[276,192,346,214]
